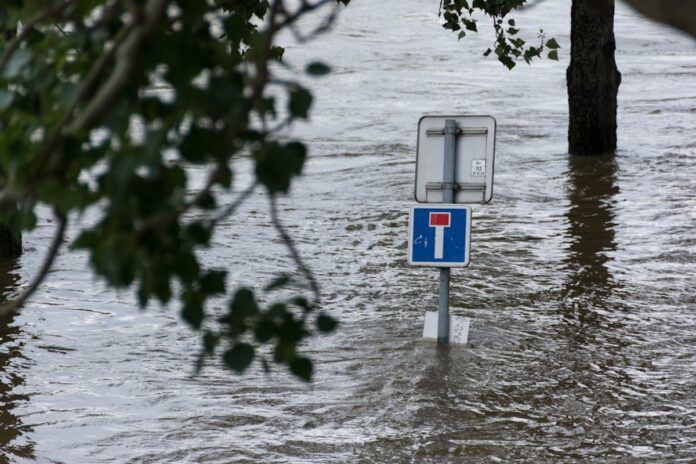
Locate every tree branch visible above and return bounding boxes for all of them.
[286,1,342,43]
[67,0,170,133]
[274,0,337,32]
[269,195,321,307]
[138,0,305,233]
[0,209,67,318]
[212,181,258,225]
[34,22,135,179]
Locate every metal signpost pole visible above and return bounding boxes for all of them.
[438,119,457,344]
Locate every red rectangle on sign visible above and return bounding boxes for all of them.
[429,212,450,227]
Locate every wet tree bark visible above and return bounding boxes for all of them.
[0,27,22,258]
[0,227,22,259]
[0,168,21,258]
[567,0,621,155]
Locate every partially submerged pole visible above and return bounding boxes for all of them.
[411,115,496,345]
[438,119,457,344]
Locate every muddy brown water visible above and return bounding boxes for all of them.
[2,1,696,462]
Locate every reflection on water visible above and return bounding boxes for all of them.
[0,259,34,461]
[562,155,620,323]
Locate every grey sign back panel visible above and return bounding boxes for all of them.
[415,115,496,204]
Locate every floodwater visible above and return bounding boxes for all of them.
[2,1,696,462]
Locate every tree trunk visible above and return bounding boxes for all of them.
[567,0,621,155]
[0,167,21,258]
[0,27,22,259]
[0,227,22,259]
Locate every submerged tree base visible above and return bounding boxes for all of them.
[567,0,621,155]
[0,227,22,258]
[0,227,21,259]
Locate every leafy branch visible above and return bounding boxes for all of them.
[440,0,560,69]
[0,0,349,381]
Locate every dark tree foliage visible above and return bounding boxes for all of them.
[0,0,348,381]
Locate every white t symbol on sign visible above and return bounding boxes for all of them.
[429,212,451,259]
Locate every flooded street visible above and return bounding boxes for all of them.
[2,0,696,462]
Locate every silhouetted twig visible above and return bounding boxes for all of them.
[269,195,321,307]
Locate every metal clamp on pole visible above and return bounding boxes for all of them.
[425,182,486,192]
[426,127,488,137]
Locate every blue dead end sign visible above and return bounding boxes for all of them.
[408,205,471,267]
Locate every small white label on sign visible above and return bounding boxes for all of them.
[471,159,486,177]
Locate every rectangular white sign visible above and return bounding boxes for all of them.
[414,115,496,204]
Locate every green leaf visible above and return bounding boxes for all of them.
[274,340,296,363]
[182,290,205,329]
[254,318,276,343]
[510,38,525,48]
[499,55,516,70]
[290,357,313,382]
[265,274,291,292]
[223,13,247,44]
[196,193,217,210]
[254,141,307,193]
[306,61,331,76]
[288,86,313,119]
[292,296,311,312]
[200,270,227,295]
[0,90,14,110]
[317,314,338,333]
[174,250,200,284]
[230,288,259,318]
[185,222,213,245]
[270,45,285,61]
[548,50,559,61]
[3,48,32,78]
[546,38,560,49]
[223,343,255,373]
[180,126,226,164]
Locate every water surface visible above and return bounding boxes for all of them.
[1,1,696,462]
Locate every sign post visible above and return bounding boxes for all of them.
[438,119,457,343]
[408,204,472,344]
[408,115,496,345]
